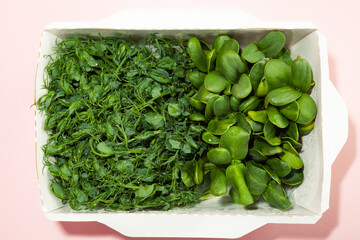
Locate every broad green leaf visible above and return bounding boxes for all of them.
[262,165,281,184]
[257,31,286,58]
[245,161,271,195]
[216,39,240,59]
[283,142,299,155]
[188,71,206,89]
[265,86,302,107]
[249,149,267,162]
[204,70,230,93]
[229,187,242,204]
[207,148,232,165]
[296,93,317,124]
[291,58,312,92]
[206,49,217,72]
[281,138,302,149]
[266,158,291,177]
[189,113,206,121]
[248,110,268,124]
[202,131,220,145]
[262,180,291,210]
[281,169,304,185]
[230,96,240,112]
[264,59,291,90]
[231,74,252,99]
[213,95,230,118]
[267,106,289,128]
[245,117,264,133]
[283,121,299,141]
[189,97,205,112]
[256,77,269,97]
[205,95,219,120]
[210,168,227,196]
[194,159,204,185]
[279,101,300,121]
[219,126,250,160]
[250,59,267,91]
[235,112,252,134]
[194,172,211,197]
[212,35,231,53]
[181,161,195,187]
[280,147,303,170]
[260,135,281,147]
[194,85,218,104]
[253,138,283,156]
[264,119,276,140]
[298,121,315,135]
[188,37,207,72]
[226,163,254,205]
[242,42,265,63]
[217,50,248,84]
[207,116,237,135]
[239,96,261,113]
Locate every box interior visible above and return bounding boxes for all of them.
[36,27,323,219]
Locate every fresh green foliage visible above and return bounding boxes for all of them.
[210,168,228,196]
[226,162,254,205]
[38,31,317,212]
[187,31,317,210]
[37,35,208,211]
[291,57,312,92]
[188,37,208,72]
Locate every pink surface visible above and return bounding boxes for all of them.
[1,0,358,239]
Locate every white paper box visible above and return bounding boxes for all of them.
[35,8,348,238]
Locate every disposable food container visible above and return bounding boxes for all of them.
[35,8,348,238]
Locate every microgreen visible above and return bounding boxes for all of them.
[37,35,207,211]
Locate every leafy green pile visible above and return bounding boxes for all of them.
[38,31,316,212]
[187,31,316,210]
[37,35,208,210]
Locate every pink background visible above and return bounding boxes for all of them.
[1,0,359,239]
